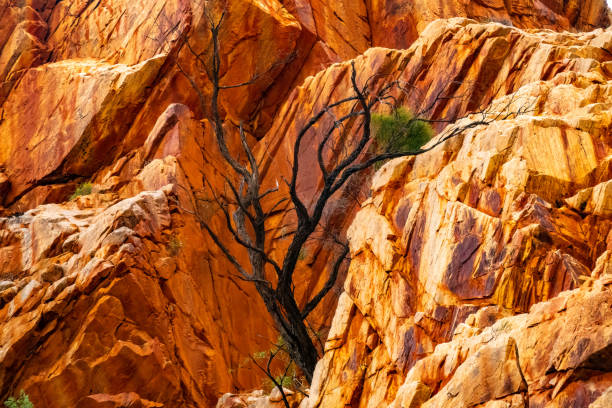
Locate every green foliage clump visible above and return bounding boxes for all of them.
[237,335,306,394]
[4,390,33,408]
[70,182,93,200]
[264,368,295,391]
[167,235,183,256]
[297,248,308,261]
[371,107,433,155]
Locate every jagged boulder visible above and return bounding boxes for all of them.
[0,188,255,407]
[0,56,165,206]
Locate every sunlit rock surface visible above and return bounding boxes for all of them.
[0,0,611,407]
[304,23,612,408]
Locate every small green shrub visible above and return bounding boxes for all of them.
[4,390,33,408]
[297,248,308,261]
[371,107,433,155]
[167,235,183,256]
[264,372,295,391]
[243,335,306,394]
[70,182,93,200]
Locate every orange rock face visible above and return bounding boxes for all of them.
[303,21,612,408]
[0,1,611,407]
[0,57,165,204]
[0,187,281,407]
[290,0,611,60]
[0,0,609,206]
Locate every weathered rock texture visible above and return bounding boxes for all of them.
[0,0,611,407]
[303,21,612,408]
[0,190,218,406]
[0,0,610,208]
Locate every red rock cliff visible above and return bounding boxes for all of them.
[304,20,612,408]
[0,1,611,407]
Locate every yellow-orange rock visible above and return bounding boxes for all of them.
[1,2,610,209]
[304,21,612,408]
[0,0,50,104]
[1,0,609,149]
[0,187,280,407]
[249,18,612,343]
[0,0,611,407]
[45,0,189,65]
[0,56,165,205]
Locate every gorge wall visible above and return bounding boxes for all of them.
[305,21,612,408]
[0,0,611,407]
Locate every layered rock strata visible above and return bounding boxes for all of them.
[0,0,610,209]
[304,23,612,408]
[0,1,611,407]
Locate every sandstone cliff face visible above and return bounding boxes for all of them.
[0,1,609,210]
[0,114,287,406]
[0,1,611,407]
[0,1,609,204]
[303,21,612,408]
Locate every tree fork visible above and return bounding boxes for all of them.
[170,0,533,392]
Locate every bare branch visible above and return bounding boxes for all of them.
[249,352,292,408]
[289,95,361,221]
[199,220,261,283]
[301,240,349,319]
[168,1,531,384]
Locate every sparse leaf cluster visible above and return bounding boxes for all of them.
[69,182,92,200]
[371,107,433,155]
[248,335,308,406]
[3,391,33,408]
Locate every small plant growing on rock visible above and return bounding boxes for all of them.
[264,366,296,391]
[4,390,33,408]
[246,336,307,408]
[167,235,183,256]
[371,107,433,157]
[297,248,308,261]
[69,182,93,200]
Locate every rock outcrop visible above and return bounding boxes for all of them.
[304,21,612,408]
[0,57,166,204]
[297,0,610,59]
[0,0,611,407]
[0,1,609,195]
[0,186,284,407]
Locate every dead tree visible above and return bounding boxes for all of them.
[173,2,532,384]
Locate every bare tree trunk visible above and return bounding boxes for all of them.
[258,286,319,382]
[171,0,533,386]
